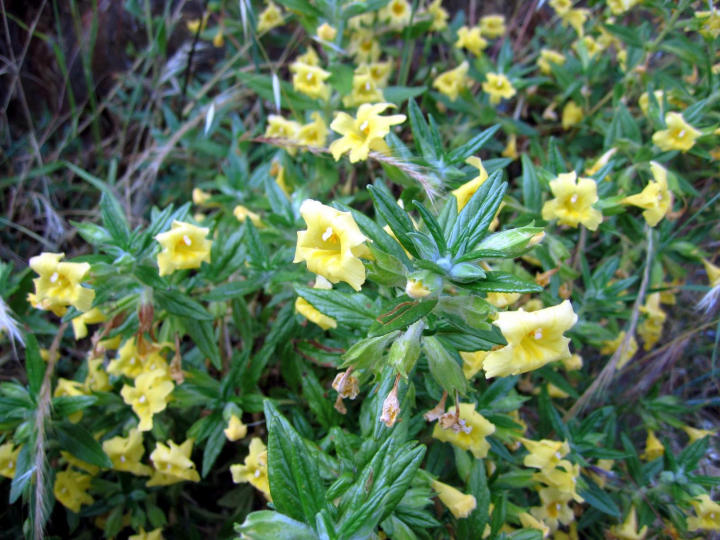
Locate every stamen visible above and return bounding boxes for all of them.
[130,357,136,365]
[306,72,313,81]
[138,395,146,403]
[534,329,543,340]
[569,194,578,204]
[50,272,59,283]
[678,129,686,138]
[120,455,126,463]
[183,235,192,246]
[322,227,334,242]
[359,120,369,133]
[7,461,12,469]
[254,469,261,478]
[364,81,371,91]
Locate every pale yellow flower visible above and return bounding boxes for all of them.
[342,71,384,107]
[502,134,518,159]
[433,61,470,101]
[541,172,603,230]
[483,301,578,378]
[155,221,211,276]
[638,293,666,351]
[129,528,164,540]
[85,357,112,392]
[265,115,301,154]
[120,369,174,432]
[29,252,94,316]
[293,200,369,291]
[295,276,337,330]
[296,48,320,66]
[297,112,328,147]
[147,439,201,486]
[102,428,153,476]
[688,494,720,531]
[486,292,521,309]
[607,0,639,15]
[455,26,487,57]
[609,506,647,540]
[549,0,572,16]
[702,258,720,288]
[532,460,583,502]
[460,350,490,380]
[640,429,664,461]
[530,487,574,532]
[230,437,271,500]
[519,512,550,538]
[379,0,411,29]
[72,307,106,340]
[652,112,701,152]
[431,480,477,518]
[257,2,284,33]
[520,438,570,471]
[233,205,263,228]
[432,402,496,458]
[482,72,516,105]
[356,61,392,88]
[54,469,94,513]
[316,22,337,41]
[561,8,589,36]
[349,30,381,64]
[622,162,672,227]
[695,10,720,39]
[683,425,716,444]
[452,156,489,210]
[600,331,638,370]
[584,148,616,176]
[224,414,248,441]
[0,443,20,478]
[329,102,406,162]
[479,15,506,38]
[537,49,565,75]
[426,0,449,31]
[561,101,583,130]
[290,62,331,101]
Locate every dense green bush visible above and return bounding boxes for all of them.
[1,0,720,538]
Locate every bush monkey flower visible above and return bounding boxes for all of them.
[329,102,406,162]
[155,221,211,276]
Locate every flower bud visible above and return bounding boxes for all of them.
[388,321,424,378]
[405,270,442,299]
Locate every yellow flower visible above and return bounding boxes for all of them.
[405,278,432,299]
[561,8,589,36]
[213,30,224,48]
[29,252,94,315]
[349,30,381,64]
[452,156,489,210]
[608,0,639,15]
[192,188,211,205]
[652,112,701,152]
[433,61,470,101]
[532,460,583,502]
[342,71,384,107]
[147,439,201,486]
[316,22,337,41]
[695,10,720,39]
[460,351,490,380]
[638,90,664,116]
[348,12,375,31]
[85,357,111,392]
[530,487,574,532]
[482,72,516,105]
[290,61,331,101]
[54,378,87,422]
[703,258,720,288]
[622,162,672,227]
[379,0,411,29]
[120,370,174,432]
[640,429,664,461]
[549,0,572,16]
[519,512,550,538]
[108,338,144,379]
[589,458,614,488]
[537,49,565,75]
[426,0,448,31]
[520,438,570,471]
[264,114,301,154]
[293,200,369,291]
[487,292,521,309]
[224,414,248,441]
[54,469,94,513]
[329,102,406,163]
[129,528,164,540]
[638,293,665,350]
[296,47,320,66]
[257,2,284,33]
[600,331,638,370]
[0,443,20,478]
[102,428,153,476]
[483,301,578,378]
[609,506,647,540]
[541,172,603,230]
[230,437,271,500]
[296,275,337,330]
[561,101,583,130]
[233,205,263,228]
[61,449,101,477]
[455,26,488,57]
[584,148,616,176]
[431,480,477,519]
[502,134,518,160]
[683,425,716,443]
[186,14,208,34]
[155,221,212,276]
[480,15,506,38]
[356,61,392,88]
[297,112,328,147]
[432,402,496,458]
[688,494,720,531]
[71,307,106,340]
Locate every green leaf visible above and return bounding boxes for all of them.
[24,333,44,397]
[423,336,467,395]
[368,182,420,258]
[245,220,268,267]
[100,192,130,247]
[154,289,213,320]
[446,125,501,164]
[52,395,98,417]
[383,86,427,105]
[186,319,221,370]
[521,154,542,214]
[457,459,490,540]
[264,400,328,524]
[407,98,436,159]
[274,0,323,18]
[465,271,543,293]
[202,277,264,301]
[55,423,112,468]
[369,298,437,337]
[578,483,621,518]
[235,511,319,540]
[412,201,447,254]
[9,444,33,504]
[201,418,226,478]
[342,0,390,19]
[295,286,375,329]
